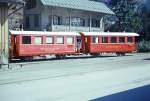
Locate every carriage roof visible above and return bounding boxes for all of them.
[10,30,80,36]
[81,32,139,36]
[10,30,139,36]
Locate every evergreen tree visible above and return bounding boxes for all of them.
[109,0,143,33]
[94,0,150,40]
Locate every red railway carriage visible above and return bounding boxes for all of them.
[10,30,80,59]
[9,30,139,60]
[80,32,139,56]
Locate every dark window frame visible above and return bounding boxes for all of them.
[111,37,117,43]
[92,19,100,27]
[128,37,133,43]
[92,36,99,43]
[22,36,31,44]
[102,37,108,43]
[119,37,125,43]
[53,15,63,25]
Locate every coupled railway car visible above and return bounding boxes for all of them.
[9,31,80,60]
[80,32,139,56]
[9,30,139,60]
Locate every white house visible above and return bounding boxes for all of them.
[24,0,114,32]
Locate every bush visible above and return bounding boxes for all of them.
[137,40,150,52]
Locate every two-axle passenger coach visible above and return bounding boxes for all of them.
[80,32,139,56]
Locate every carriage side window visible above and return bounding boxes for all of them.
[22,36,31,44]
[111,37,117,43]
[92,36,99,43]
[35,36,42,44]
[46,36,53,44]
[56,36,64,44]
[119,37,125,43]
[102,37,108,43]
[67,37,74,44]
[128,37,133,43]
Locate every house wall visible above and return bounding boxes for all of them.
[24,0,105,32]
[24,0,43,30]
[41,7,104,31]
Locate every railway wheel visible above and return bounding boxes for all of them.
[116,53,125,56]
[20,56,33,61]
[91,53,100,57]
[116,53,121,56]
[121,53,126,56]
[55,55,61,59]
[55,55,66,59]
[61,55,66,59]
[20,57,26,61]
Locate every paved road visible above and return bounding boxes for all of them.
[0,53,150,101]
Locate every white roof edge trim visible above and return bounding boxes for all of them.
[10,30,80,36]
[81,32,139,36]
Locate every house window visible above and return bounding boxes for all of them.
[111,37,117,43]
[119,37,125,43]
[26,0,36,9]
[62,18,66,25]
[67,37,74,44]
[22,36,31,44]
[46,36,53,44]
[34,15,40,27]
[66,17,70,25]
[102,37,108,43]
[35,36,42,44]
[71,17,85,26]
[79,18,85,26]
[128,37,133,43]
[56,36,64,44]
[92,19,100,27]
[53,16,62,25]
[25,16,30,28]
[92,36,99,43]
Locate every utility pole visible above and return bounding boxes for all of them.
[0,3,9,68]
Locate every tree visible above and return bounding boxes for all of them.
[109,0,143,33]
[139,6,150,40]
[94,0,150,40]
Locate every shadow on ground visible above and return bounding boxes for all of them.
[143,58,150,60]
[90,85,150,101]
